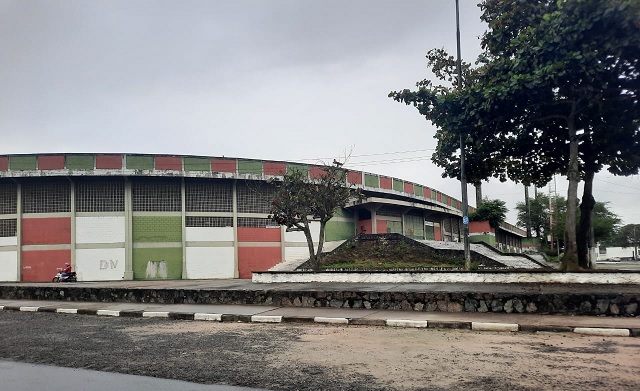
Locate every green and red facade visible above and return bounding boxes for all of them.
[0,153,471,282]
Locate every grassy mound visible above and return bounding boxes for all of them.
[319,234,468,270]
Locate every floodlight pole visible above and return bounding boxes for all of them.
[455,0,471,269]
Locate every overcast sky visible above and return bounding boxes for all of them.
[1,0,638,226]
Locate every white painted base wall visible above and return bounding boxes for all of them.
[284,223,320,243]
[0,251,18,281]
[76,248,126,281]
[76,216,126,244]
[0,237,17,247]
[253,271,640,285]
[186,227,234,242]
[185,247,235,279]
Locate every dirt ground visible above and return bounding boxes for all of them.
[1,311,639,391]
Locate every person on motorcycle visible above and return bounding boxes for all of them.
[61,263,72,277]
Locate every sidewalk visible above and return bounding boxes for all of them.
[2,298,639,338]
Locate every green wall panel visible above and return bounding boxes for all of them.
[133,247,183,280]
[184,157,210,171]
[9,156,37,171]
[332,208,353,218]
[286,163,308,175]
[414,185,424,197]
[133,216,182,242]
[387,221,402,234]
[126,155,154,170]
[392,179,404,192]
[66,155,94,170]
[238,160,263,175]
[425,225,435,240]
[404,215,424,239]
[469,234,497,246]
[325,220,355,241]
[364,174,379,188]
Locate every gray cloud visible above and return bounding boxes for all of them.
[1,1,636,225]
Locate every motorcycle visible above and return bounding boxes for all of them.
[52,271,77,283]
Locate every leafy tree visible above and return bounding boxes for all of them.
[391,0,640,271]
[469,198,507,230]
[269,162,359,270]
[516,195,619,251]
[516,194,550,241]
[606,224,640,249]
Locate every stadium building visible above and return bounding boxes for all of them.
[0,153,525,282]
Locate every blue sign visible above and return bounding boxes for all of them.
[463,216,469,225]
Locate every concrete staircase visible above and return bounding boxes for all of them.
[418,240,544,269]
[268,240,346,271]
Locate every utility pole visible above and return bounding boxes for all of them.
[455,0,471,269]
[525,185,532,238]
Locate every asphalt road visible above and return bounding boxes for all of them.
[1,311,639,391]
[0,361,268,391]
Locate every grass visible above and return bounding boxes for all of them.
[318,236,467,270]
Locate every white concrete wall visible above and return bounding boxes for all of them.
[76,248,126,281]
[284,246,311,262]
[284,223,320,242]
[0,237,17,247]
[186,227,234,242]
[253,271,640,284]
[0,251,19,281]
[185,247,235,279]
[76,216,126,244]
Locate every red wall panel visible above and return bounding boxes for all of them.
[155,156,182,170]
[211,159,236,173]
[0,156,8,171]
[263,162,286,175]
[22,218,71,245]
[38,155,65,170]
[379,176,392,189]
[237,227,281,242]
[238,247,282,278]
[96,155,123,169]
[424,188,432,199]
[309,166,325,179]
[347,171,362,185]
[434,224,442,241]
[436,192,442,202]
[376,220,388,234]
[469,221,493,234]
[357,219,372,235]
[404,182,414,194]
[21,250,71,282]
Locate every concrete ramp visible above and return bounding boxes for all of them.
[418,240,544,269]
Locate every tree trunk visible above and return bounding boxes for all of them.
[577,169,596,269]
[475,183,483,206]
[303,222,318,271]
[316,221,327,260]
[561,109,580,271]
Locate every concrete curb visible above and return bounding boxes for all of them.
[573,327,630,337]
[2,306,637,337]
[472,322,519,332]
[314,316,349,324]
[386,319,429,328]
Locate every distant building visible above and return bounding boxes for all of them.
[468,220,527,253]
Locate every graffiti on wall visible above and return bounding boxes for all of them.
[145,260,168,279]
[99,260,119,270]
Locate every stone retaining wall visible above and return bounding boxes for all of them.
[0,285,638,317]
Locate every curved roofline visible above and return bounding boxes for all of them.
[0,153,471,215]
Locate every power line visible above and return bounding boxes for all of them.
[595,177,640,191]
[290,148,435,163]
